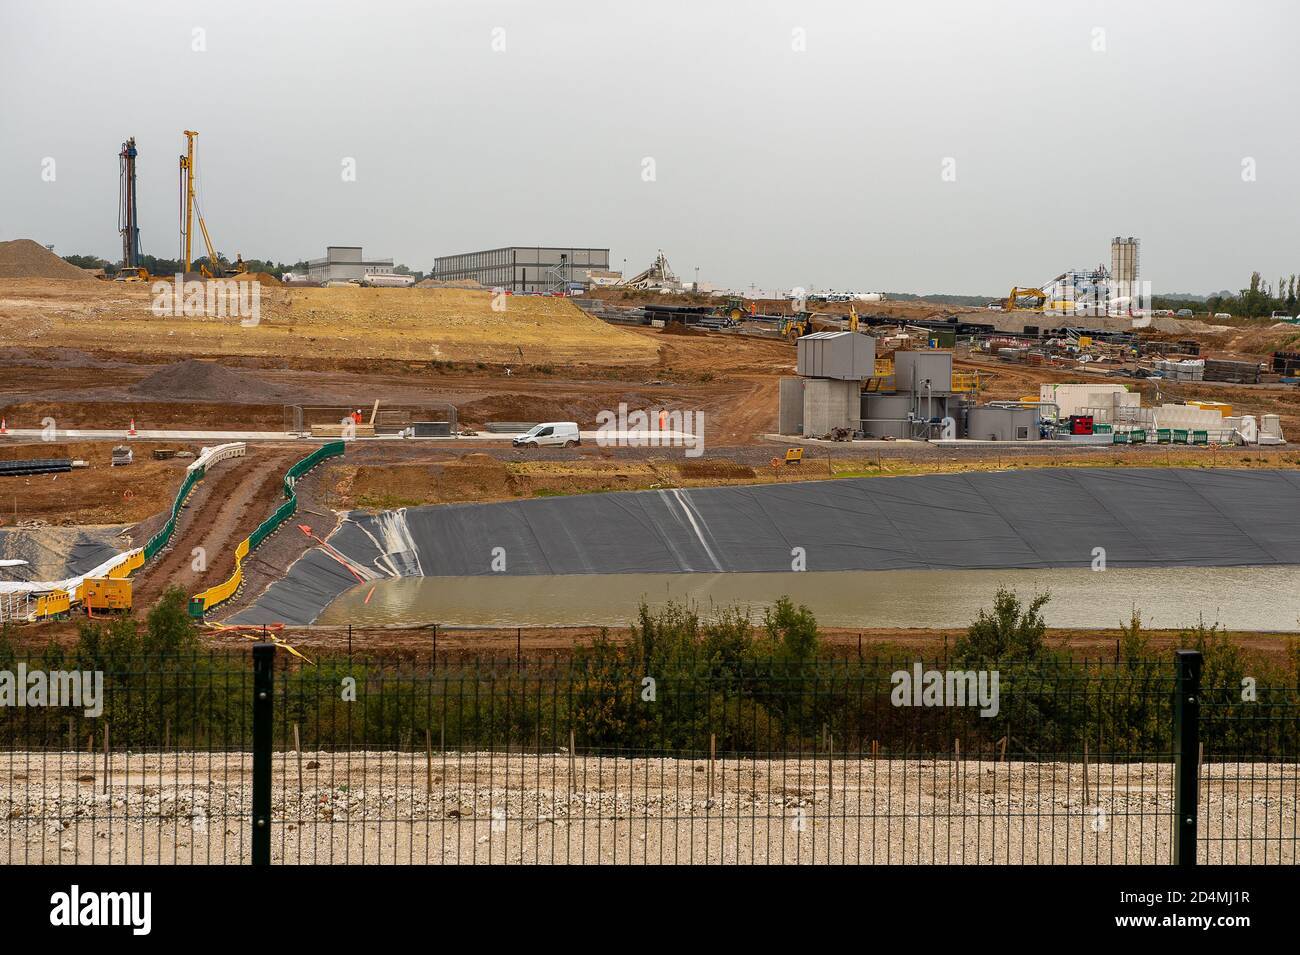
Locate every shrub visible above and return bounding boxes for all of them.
[956,587,1049,664]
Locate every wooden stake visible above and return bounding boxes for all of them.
[1083,739,1090,808]
[102,724,109,795]
[293,723,303,794]
[998,736,1008,763]
[954,738,962,805]
[568,729,576,794]
[827,731,833,802]
[164,718,170,752]
[708,733,716,800]
[426,729,433,794]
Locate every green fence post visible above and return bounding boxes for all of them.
[252,642,275,865]
[1173,649,1202,866]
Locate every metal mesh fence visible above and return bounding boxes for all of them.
[0,648,1294,864]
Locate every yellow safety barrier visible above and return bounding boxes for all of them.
[111,549,144,578]
[785,447,804,464]
[874,358,894,377]
[952,372,981,393]
[35,589,71,618]
[190,536,250,616]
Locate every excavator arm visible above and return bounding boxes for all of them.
[1006,286,1047,310]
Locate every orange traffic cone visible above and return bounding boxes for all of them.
[127,417,138,436]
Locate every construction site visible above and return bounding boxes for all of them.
[3,3,1300,882]
[5,146,1300,642]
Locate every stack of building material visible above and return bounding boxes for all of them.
[1203,359,1261,384]
[1271,351,1300,376]
[0,458,71,477]
[1154,359,1204,381]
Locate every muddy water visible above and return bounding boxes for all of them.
[315,566,1300,632]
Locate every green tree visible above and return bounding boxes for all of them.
[1119,606,1151,664]
[762,596,819,664]
[956,587,1049,663]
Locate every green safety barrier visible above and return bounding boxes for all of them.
[143,466,204,561]
[189,441,345,618]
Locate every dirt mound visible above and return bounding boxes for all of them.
[0,240,96,281]
[416,278,482,289]
[457,394,598,426]
[131,359,286,402]
[230,271,282,286]
[659,321,706,336]
[456,392,663,428]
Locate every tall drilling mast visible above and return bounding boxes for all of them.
[179,130,196,273]
[178,129,234,276]
[118,137,141,269]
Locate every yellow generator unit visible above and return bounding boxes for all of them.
[80,577,133,612]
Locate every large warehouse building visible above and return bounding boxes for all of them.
[431,246,610,293]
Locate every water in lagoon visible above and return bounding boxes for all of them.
[315,565,1300,631]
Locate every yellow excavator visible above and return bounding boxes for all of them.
[179,130,247,278]
[1005,286,1047,311]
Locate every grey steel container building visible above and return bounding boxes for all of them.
[796,332,875,381]
[432,246,610,293]
[306,246,396,284]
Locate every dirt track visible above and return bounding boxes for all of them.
[2,751,1290,864]
[130,445,302,605]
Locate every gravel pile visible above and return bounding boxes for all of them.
[130,359,286,402]
[0,239,97,281]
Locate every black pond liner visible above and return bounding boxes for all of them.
[227,467,1300,626]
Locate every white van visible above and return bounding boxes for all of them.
[513,421,581,449]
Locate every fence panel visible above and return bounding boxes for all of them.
[1,648,1293,865]
[1197,655,1300,864]
[0,650,257,864]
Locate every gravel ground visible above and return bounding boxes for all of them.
[1,752,1293,864]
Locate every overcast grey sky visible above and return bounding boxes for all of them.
[1,0,1296,295]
